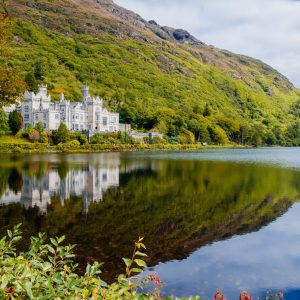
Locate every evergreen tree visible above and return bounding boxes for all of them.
[52,122,70,144]
[0,108,9,135]
[34,121,44,133]
[203,104,212,117]
[8,110,23,135]
[25,72,38,92]
[33,61,45,81]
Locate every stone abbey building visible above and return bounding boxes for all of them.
[18,85,119,132]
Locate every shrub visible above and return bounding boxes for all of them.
[52,123,70,145]
[178,129,195,144]
[0,108,9,135]
[22,124,33,138]
[0,225,167,300]
[8,110,23,135]
[75,131,88,145]
[65,139,81,146]
[151,136,167,144]
[208,126,229,145]
[39,131,48,143]
[90,134,104,144]
[35,121,45,133]
[28,129,40,142]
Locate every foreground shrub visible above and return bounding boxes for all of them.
[0,225,286,300]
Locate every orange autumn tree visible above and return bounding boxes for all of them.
[0,2,26,108]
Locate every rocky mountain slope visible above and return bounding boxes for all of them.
[1,0,299,144]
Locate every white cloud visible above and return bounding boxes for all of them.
[114,0,300,87]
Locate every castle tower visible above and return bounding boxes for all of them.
[38,84,47,96]
[82,85,90,101]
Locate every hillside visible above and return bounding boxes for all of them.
[1,0,300,145]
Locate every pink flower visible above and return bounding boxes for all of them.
[214,290,226,300]
[240,291,252,300]
[149,273,162,286]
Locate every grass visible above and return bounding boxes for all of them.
[0,135,31,144]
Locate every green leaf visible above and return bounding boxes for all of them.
[135,251,148,257]
[131,268,143,273]
[134,259,147,268]
[122,258,132,267]
[48,246,55,254]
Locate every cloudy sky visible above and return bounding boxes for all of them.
[114,0,300,87]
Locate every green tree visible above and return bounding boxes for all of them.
[209,126,229,144]
[25,72,38,93]
[177,129,195,144]
[34,121,44,133]
[0,108,9,135]
[33,61,45,81]
[75,131,88,145]
[51,122,70,144]
[203,104,212,117]
[8,110,23,135]
[0,67,26,107]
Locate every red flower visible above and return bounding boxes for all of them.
[240,291,252,300]
[149,273,162,286]
[214,290,226,300]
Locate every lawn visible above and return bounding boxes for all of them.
[0,135,32,145]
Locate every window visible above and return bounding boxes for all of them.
[24,114,29,120]
[102,117,107,126]
[55,114,59,119]
[80,115,83,121]
[24,106,29,112]
[35,115,38,121]
[102,173,107,182]
[43,113,47,120]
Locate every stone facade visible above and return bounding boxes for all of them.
[18,85,119,132]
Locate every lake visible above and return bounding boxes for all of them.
[0,148,300,299]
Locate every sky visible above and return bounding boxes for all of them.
[114,0,300,87]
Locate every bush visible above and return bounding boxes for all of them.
[0,225,168,300]
[28,129,40,142]
[208,126,229,145]
[65,139,81,146]
[0,109,9,135]
[52,123,70,145]
[35,121,45,133]
[8,110,23,135]
[39,131,48,143]
[90,134,104,144]
[178,129,195,144]
[151,136,167,144]
[22,124,33,138]
[75,131,88,145]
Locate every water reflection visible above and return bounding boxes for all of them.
[0,150,299,299]
[1,154,120,213]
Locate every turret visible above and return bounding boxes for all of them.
[38,84,47,96]
[82,85,90,101]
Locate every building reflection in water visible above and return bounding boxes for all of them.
[0,154,121,214]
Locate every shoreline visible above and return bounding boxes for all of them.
[0,142,251,154]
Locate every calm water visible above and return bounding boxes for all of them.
[0,148,300,299]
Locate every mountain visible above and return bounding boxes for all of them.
[1,0,300,144]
